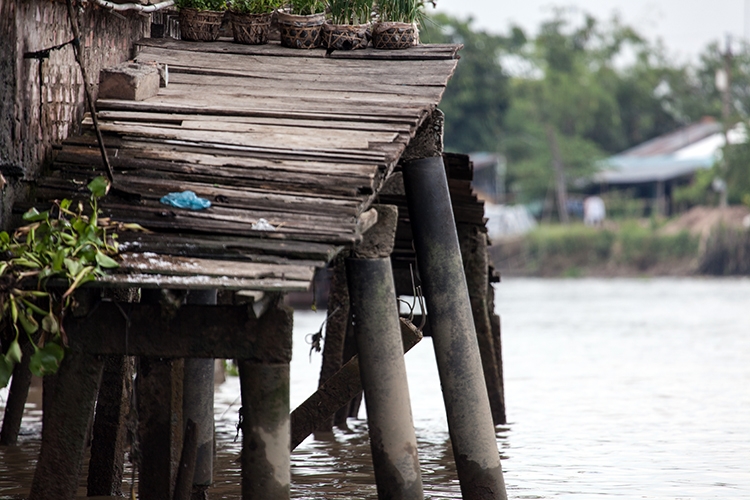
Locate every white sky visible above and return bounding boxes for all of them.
[432,0,750,63]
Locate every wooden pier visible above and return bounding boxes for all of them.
[2,36,507,500]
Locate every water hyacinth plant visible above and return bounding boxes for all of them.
[328,0,372,25]
[287,0,325,15]
[230,0,281,14]
[174,0,228,10]
[0,177,146,388]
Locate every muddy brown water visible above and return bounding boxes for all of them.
[2,278,749,499]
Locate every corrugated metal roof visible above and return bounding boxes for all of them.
[618,119,722,158]
[19,38,461,291]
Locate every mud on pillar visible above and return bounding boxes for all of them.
[346,205,424,499]
[238,294,293,500]
[401,110,508,499]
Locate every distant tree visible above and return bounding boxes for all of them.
[421,14,518,153]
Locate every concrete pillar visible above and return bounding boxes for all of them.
[238,300,293,500]
[28,352,104,500]
[402,156,507,500]
[0,337,35,446]
[183,289,218,499]
[347,257,424,499]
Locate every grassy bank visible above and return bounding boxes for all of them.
[491,222,702,277]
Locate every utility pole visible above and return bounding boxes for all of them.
[716,34,733,208]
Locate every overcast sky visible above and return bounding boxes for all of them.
[433,0,749,62]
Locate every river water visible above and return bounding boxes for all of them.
[1,278,749,499]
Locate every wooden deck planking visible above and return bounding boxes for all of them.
[28,39,460,291]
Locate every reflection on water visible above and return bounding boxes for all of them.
[2,278,749,499]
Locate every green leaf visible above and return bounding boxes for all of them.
[64,258,82,277]
[95,251,119,268]
[29,343,65,377]
[41,314,60,335]
[0,231,9,244]
[22,208,49,222]
[6,339,23,364]
[52,248,66,271]
[0,356,14,389]
[59,199,72,211]
[87,176,111,198]
[18,309,39,335]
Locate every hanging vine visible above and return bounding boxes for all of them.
[0,176,145,388]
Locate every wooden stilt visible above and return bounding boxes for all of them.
[0,337,35,446]
[87,355,133,497]
[316,255,349,433]
[458,224,506,425]
[173,419,199,500]
[290,318,422,450]
[137,356,185,500]
[28,352,104,500]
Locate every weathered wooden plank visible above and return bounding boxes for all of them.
[116,253,315,281]
[96,98,423,128]
[166,72,446,99]
[116,232,341,262]
[94,109,415,134]
[135,37,461,60]
[66,303,295,357]
[96,273,312,291]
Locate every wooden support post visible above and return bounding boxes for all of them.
[403,156,508,500]
[488,279,507,424]
[0,337,35,446]
[28,352,104,500]
[291,318,422,450]
[137,356,185,500]
[87,355,133,497]
[173,419,199,500]
[238,298,293,500]
[316,255,349,434]
[458,224,506,425]
[183,289,218,500]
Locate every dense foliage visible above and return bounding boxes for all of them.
[288,0,325,15]
[328,0,371,24]
[0,177,145,388]
[424,10,750,207]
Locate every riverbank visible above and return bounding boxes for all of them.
[489,206,750,278]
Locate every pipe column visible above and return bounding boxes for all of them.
[183,289,218,499]
[346,257,424,500]
[402,156,507,500]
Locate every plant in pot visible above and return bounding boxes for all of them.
[175,0,228,42]
[277,0,327,49]
[323,0,373,51]
[372,0,423,49]
[229,0,281,44]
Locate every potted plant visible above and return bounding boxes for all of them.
[229,0,281,44]
[277,0,326,49]
[175,0,228,42]
[372,0,423,49]
[323,0,372,51]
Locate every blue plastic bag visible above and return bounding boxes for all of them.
[160,191,211,210]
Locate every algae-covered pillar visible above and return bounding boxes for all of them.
[401,111,508,500]
[347,205,424,499]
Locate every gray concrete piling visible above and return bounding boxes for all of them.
[347,257,424,500]
[183,289,218,499]
[238,300,293,500]
[402,156,508,500]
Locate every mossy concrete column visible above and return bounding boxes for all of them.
[238,298,293,500]
[183,289,218,499]
[402,156,507,500]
